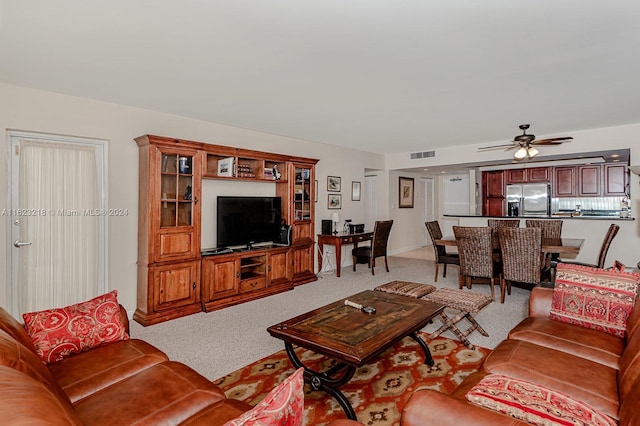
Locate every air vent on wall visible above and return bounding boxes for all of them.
[410,150,435,159]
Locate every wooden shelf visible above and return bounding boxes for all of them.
[136,134,318,325]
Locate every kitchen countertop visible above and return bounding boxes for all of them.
[443,214,635,221]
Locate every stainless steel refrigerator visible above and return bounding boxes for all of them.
[505,183,551,217]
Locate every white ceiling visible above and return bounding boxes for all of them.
[1,0,639,154]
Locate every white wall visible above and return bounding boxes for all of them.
[0,83,384,312]
[2,82,639,314]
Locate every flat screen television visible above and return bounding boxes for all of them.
[216,196,282,248]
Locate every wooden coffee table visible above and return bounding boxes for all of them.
[267,290,444,419]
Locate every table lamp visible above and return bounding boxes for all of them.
[331,212,340,235]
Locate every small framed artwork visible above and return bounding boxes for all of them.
[399,177,414,208]
[328,194,342,209]
[351,181,361,201]
[314,180,318,202]
[327,176,341,192]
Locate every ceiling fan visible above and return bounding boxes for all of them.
[478,124,573,160]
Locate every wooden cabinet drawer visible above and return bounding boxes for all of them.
[240,277,266,293]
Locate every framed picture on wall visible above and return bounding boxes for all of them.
[327,176,341,192]
[399,177,414,208]
[352,181,361,201]
[328,194,342,209]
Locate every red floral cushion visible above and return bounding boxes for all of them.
[466,374,616,426]
[22,290,129,364]
[224,368,304,426]
[549,263,639,338]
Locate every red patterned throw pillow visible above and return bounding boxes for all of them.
[466,374,616,426]
[224,368,304,426]
[22,290,129,364]
[549,263,639,338]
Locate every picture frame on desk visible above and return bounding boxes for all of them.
[328,194,342,209]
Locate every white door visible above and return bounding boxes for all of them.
[364,175,377,230]
[422,178,435,245]
[8,131,107,316]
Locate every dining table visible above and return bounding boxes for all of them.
[434,236,585,255]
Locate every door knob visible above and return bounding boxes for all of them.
[14,240,32,248]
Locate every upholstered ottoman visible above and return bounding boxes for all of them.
[422,288,492,350]
[374,281,437,298]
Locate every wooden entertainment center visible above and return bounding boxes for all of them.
[134,135,318,326]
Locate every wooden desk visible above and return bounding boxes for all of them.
[434,237,584,255]
[317,231,373,277]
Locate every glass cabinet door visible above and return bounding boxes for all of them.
[294,166,311,221]
[160,153,194,227]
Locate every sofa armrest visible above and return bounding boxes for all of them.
[528,287,553,318]
[401,389,529,426]
[118,304,130,335]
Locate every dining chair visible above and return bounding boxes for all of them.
[425,221,459,282]
[487,219,520,252]
[561,223,620,269]
[525,219,563,238]
[525,219,563,279]
[498,227,544,303]
[453,226,498,300]
[352,220,393,275]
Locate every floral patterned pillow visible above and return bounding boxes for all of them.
[22,290,129,364]
[549,263,639,338]
[224,368,304,426]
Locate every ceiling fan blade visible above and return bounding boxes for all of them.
[478,143,518,151]
[532,137,573,145]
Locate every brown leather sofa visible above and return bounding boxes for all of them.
[401,286,640,425]
[0,304,255,425]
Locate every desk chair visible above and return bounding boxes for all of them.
[352,220,393,275]
[425,221,459,282]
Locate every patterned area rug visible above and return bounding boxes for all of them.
[214,333,491,425]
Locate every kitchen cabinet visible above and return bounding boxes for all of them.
[553,166,577,197]
[528,167,551,182]
[577,165,602,196]
[555,163,627,198]
[603,163,627,196]
[505,167,550,184]
[484,198,505,216]
[482,170,505,216]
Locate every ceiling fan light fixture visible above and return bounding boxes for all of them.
[514,146,528,159]
[527,146,539,158]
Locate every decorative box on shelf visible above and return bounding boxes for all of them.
[217,157,235,177]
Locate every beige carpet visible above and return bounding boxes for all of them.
[130,251,528,381]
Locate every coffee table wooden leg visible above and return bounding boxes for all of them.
[284,342,358,420]
[409,332,435,366]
